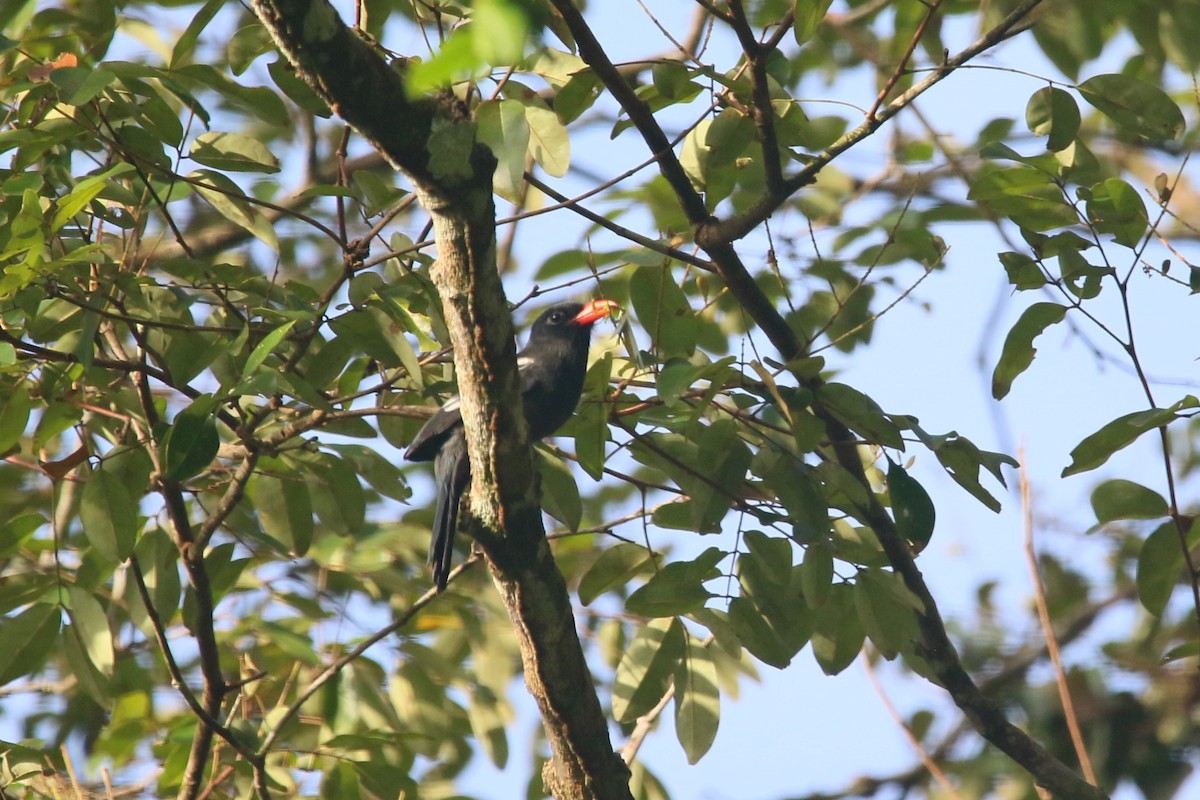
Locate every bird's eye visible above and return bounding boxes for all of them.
[550,311,564,323]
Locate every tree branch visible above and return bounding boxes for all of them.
[550,2,1106,797]
[250,1,632,796]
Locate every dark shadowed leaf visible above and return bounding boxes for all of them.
[887,459,935,552]
[163,395,220,482]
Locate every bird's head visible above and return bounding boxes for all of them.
[529,299,620,338]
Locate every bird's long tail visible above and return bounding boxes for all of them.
[430,436,469,591]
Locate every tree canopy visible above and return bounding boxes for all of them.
[1,0,1198,798]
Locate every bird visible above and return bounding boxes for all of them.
[404,299,619,591]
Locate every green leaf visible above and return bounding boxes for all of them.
[1062,400,1196,477]
[629,266,698,357]
[0,513,44,561]
[811,583,864,675]
[302,452,366,537]
[51,163,135,231]
[612,618,685,723]
[63,621,113,709]
[241,320,296,380]
[657,358,704,406]
[1136,521,1185,616]
[652,62,692,102]
[250,471,315,556]
[189,169,279,250]
[727,596,792,669]
[407,28,481,93]
[324,444,411,502]
[737,535,813,659]
[854,569,922,660]
[999,251,1046,290]
[674,635,719,764]
[578,543,656,605]
[50,66,116,106]
[81,464,139,563]
[170,0,224,67]
[525,105,570,178]
[259,620,320,665]
[0,603,61,685]
[815,382,903,449]
[67,585,114,677]
[553,68,601,124]
[472,0,531,64]
[991,302,1067,400]
[228,25,274,75]
[467,686,509,769]
[0,382,31,454]
[1090,479,1168,524]
[1026,86,1080,152]
[1077,73,1185,140]
[267,57,332,117]
[189,131,280,173]
[800,544,834,608]
[1057,249,1106,300]
[1082,178,1147,248]
[741,530,792,588]
[130,528,182,633]
[162,395,220,482]
[925,435,1015,513]
[794,0,835,45]
[626,549,722,617]
[1161,641,1200,665]
[537,449,582,531]
[887,460,935,552]
[476,99,530,202]
[967,165,1077,231]
[174,63,290,128]
[635,426,749,533]
[574,352,613,481]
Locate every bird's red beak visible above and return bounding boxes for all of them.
[571,298,620,325]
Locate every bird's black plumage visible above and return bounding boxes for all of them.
[405,299,618,591]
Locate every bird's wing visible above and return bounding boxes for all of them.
[407,356,542,462]
[404,394,462,462]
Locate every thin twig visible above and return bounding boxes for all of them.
[860,649,963,799]
[1019,446,1099,786]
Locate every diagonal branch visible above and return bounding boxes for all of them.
[550,2,1107,798]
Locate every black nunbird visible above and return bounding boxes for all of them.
[405,299,619,591]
